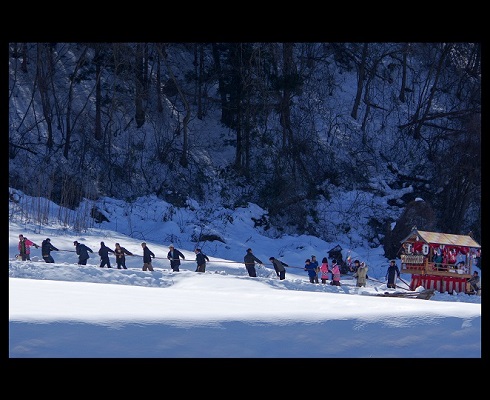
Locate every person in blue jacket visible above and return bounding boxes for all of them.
[304,258,317,283]
[167,244,185,272]
[74,241,93,265]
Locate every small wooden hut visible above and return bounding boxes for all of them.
[399,227,481,294]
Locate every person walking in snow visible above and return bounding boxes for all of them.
[167,244,185,272]
[350,259,360,274]
[98,241,115,268]
[114,242,133,269]
[330,259,341,286]
[269,256,288,280]
[17,234,39,261]
[354,261,368,287]
[74,241,93,265]
[244,248,263,277]
[141,242,155,271]
[310,255,320,283]
[386,259,400,289]
[195,248,209,273]
[304,259,317,283]
[320,257,330,284]
[41,238,58,263]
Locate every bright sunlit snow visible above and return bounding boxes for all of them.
[9,194,481,358]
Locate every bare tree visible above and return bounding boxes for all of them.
[156,43,190,167]
[36,43,55,148]
[399,43,410,103]
[156,49,163,113]
[21,43,28,73]
[94,44,103,140]
[134,43,146,128]
[197,43,204,120]
[351,43,368,120]
[403,43,453,140]
[211,43,232,126]
[63,45,91,159]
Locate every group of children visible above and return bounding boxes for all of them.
[303,256,368,287]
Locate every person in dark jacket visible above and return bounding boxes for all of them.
[114,243,133,269]
[269,256,288,280]
[141,242,155,271]
[41,238,58,263]
[386,259,400,289]
[74,241,93,265]
[98,241,115,268]
[167,244,185,272]
[195,248,209,273]
[244,248,263,277]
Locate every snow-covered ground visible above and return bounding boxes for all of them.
[9,194,481,358]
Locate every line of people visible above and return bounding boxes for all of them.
[70,240,137,269]
[17,234,330,282]
[72,241,179,272]
[16,234,209,273]
[165,245,208,273]
[245,249,370,287]
[16,235,404,288]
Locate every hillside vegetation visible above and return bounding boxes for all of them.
[8,43,481,253]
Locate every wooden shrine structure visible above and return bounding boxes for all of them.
[399,228,481,294]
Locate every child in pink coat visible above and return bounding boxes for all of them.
[330,259,341,286]
[320,257,330,284]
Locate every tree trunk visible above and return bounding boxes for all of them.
[212,43,231,126]
[64,46,91,158]
[21,43,28,73]
[157,43,190,168]
[197,43,204,119]
[156,51,163,113]
[412,44,452,140]
[135,43,145,128]
[351,43,368,120]
[399,43,409,103]
[36,44,54,149]
[94,45,102,141]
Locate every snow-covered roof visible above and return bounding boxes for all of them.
[401,228,481,249]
